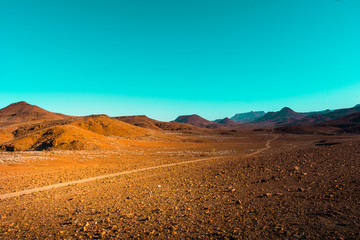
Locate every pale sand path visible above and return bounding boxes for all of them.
[247,134,279,156]
[0,135,278,200]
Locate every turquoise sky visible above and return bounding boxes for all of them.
[1,0,360,121]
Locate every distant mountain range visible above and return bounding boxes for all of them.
[292,105,360,126]
[306,109,332,116]
[1,101,359,151]
[173,105,360,129]
[275,110,360,135]
[320,111,360,133]
[1,101,360,139]
[252,107,307,127]
[230,111,266,123]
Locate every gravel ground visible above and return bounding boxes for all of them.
[0,133,359,239]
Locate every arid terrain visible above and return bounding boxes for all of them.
[4,0,360,238]
[0,102,359,239]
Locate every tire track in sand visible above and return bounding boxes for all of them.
[0,135,278,200]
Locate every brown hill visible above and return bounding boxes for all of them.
[0,101,69,125]
[215,117,236,125]
[291,105,360,126]
[291,113,332,126]
[275,111,360,135]
[319,112,360,133]
[0,115,168,151]
[115,115,198,132]
[174,114,221,129]
[73,115,151,138]
[274,125,337,135]
[254,107,306,127]
[115,115,162,130]
[213,118,246,129]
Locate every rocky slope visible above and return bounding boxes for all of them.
[0,115,167,151]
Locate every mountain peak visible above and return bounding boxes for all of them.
[0,101,69,124]
[279,107,295,114]
[0,101,37,113]
[8,101,31,107]
[15,101,29,104]
[254,107,305,127]
[174,114,220,128]
[217,117,236,125]
[174,114,207,123]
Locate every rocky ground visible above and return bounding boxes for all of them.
[0,132,359,239]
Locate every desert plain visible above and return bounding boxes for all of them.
[0,102,359,239]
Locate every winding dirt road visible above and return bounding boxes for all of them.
[247,134,279,156]
[0,134,278,200]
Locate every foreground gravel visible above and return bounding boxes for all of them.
[0,135,359,239]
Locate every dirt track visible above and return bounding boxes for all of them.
[247,134,278,156]
[0,135,278,200]
[0,157,223,200]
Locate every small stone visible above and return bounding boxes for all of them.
[140,216,150,221]
[264,193,272,197]
[294,166,300,171]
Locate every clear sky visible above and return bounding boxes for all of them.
[1,0,360,121]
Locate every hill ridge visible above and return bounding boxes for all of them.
[0,101,69,125]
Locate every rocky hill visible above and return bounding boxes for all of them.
[0,101,69,126]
